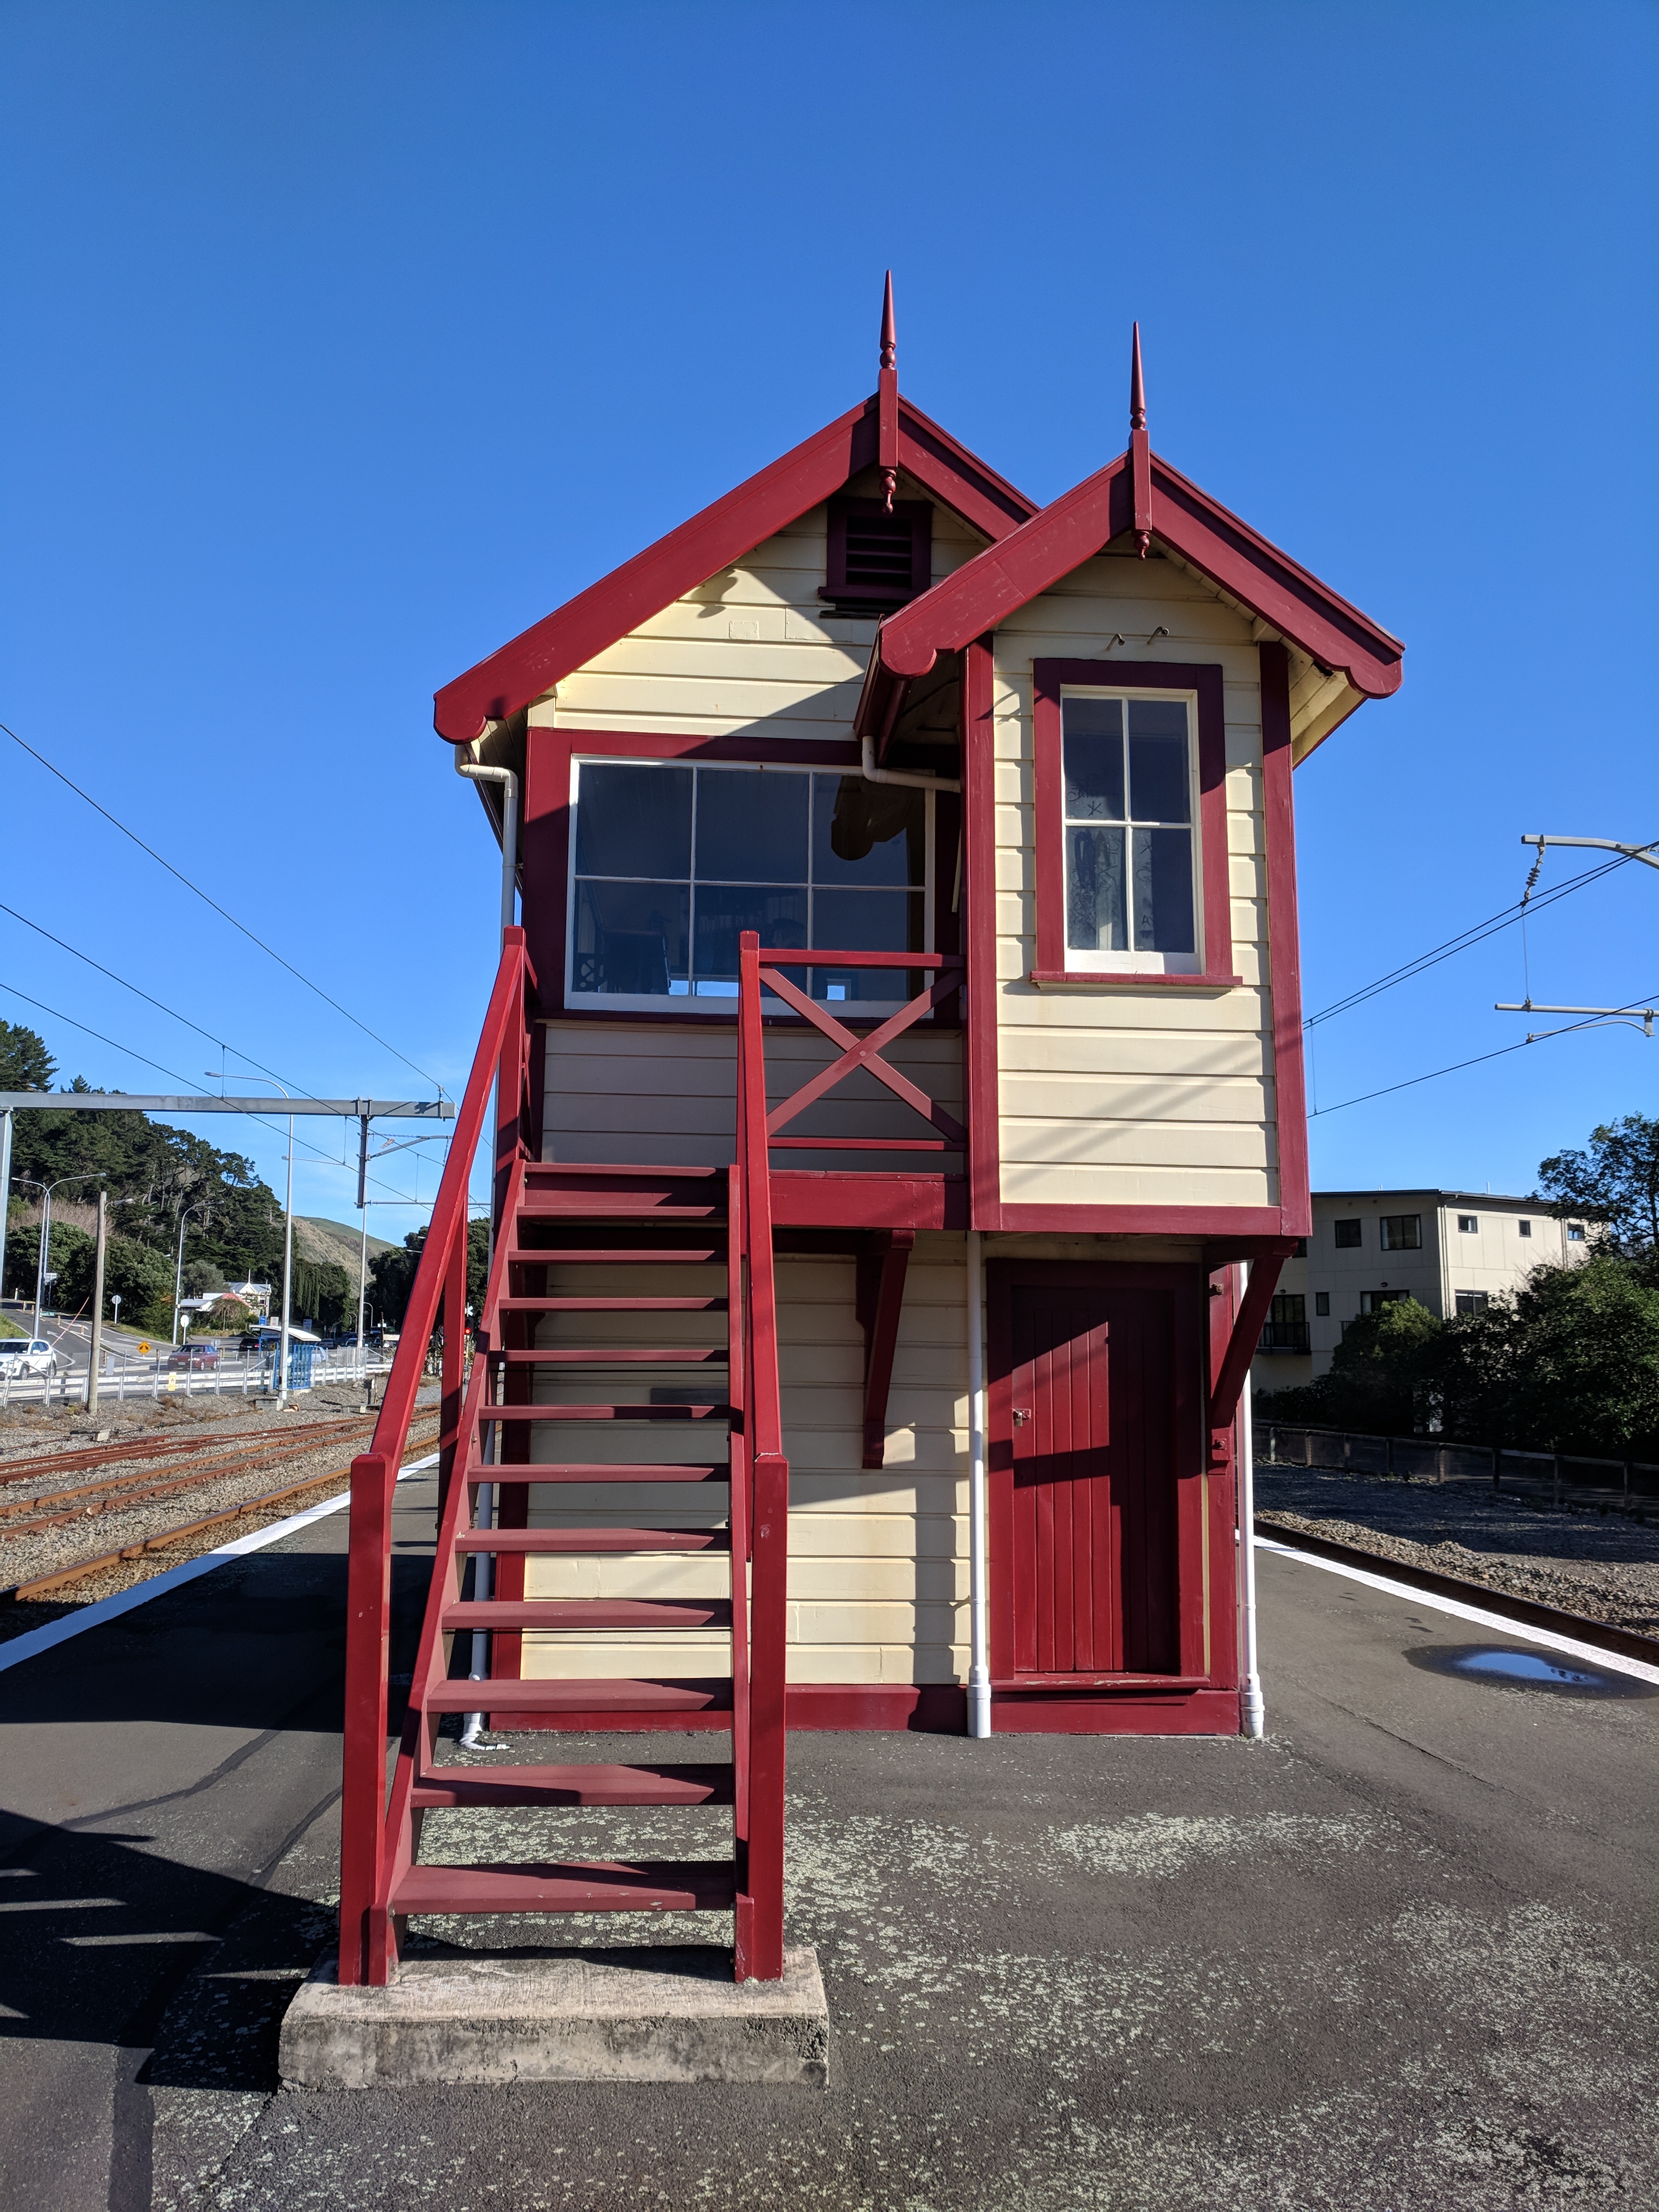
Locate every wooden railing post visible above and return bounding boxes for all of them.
[339,1449,392,1984]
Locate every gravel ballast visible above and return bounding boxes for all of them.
[1255,1458,1659,1636]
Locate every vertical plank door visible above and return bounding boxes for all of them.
[994,1268,1201,1681]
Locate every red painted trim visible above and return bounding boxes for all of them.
[435,396,1036,743]
[821,497,931,610]
[991,1688,1240,1735]
[1026,970,1244,991]
[1259,643,1311,1237]
[862,444,1402,710]
[769,1170,967,1232]
[1031,660,1233,990]
[961,636,1002,1228]
[1209,1255,1283,1431]
[995,1203,1290,1237]
[856,1230,913,1468]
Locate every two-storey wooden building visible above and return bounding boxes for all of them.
[335,285,1402,1987]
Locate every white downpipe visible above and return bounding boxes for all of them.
[966,1231,991,1738]
[1238,1260,1265,1740]
[860,732,959,795]
[455,754,520,934]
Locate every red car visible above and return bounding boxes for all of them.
[167,1342,221,1371]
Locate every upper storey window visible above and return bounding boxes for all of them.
[819,499,932,616]
[1061,693,1199,974]
[568,759,929,1015]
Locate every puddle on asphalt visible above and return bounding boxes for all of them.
[1407,1642,1657,1699]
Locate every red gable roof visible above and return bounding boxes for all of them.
[433,392,1037,744]
[856,430,1404,747]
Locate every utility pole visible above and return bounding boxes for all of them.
[87,1188,107,1414]
[357,1110,370,1391]
[0,1109,11,1301]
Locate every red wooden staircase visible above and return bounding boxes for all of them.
[338,928,958,1988]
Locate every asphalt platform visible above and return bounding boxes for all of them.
[0,1470,1652,2211]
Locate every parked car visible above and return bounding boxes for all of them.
[0,1338,57,1379]
[167,1342,221,1371]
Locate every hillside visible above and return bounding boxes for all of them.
[294,1216,396,1275]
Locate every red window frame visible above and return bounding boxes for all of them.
[520,725,961,1026]
[1029,658,1238,990]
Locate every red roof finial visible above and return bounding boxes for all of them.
[878,271,899,509]
[1129,321,1146,433]
[880,269,897,373]
[1129,323,1151,557]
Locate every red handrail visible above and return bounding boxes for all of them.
[338,927,536,1986]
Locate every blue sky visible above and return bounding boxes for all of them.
[2,1,1655,1228]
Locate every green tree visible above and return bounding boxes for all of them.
[4,1216,91,1309]
[57,1233,176,1333]
[1261,1295,1442,1434]
[1538,1114,1659,1279]
[0,1021,55,1091]
[370,1219,489,1330]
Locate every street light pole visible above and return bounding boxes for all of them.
[87,1187,108,1414]
[173,1204,208,1345]
[275,1087,295,1407]
[22,1173,98,1340]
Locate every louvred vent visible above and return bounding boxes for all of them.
[820,497,932,614]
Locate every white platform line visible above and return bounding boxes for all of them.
[1255,1534,1659,1685]
[0,1453,440,1676]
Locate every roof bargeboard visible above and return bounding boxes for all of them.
[433,394,1038,745]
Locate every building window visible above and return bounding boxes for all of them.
[1380,1214,1422,1251]
[1057,693,1199,973]
[1518,1219,1532,1238]
[1457,1214,1479,1233]
[1455,1290,1490,1316]
[1567,1222,1586,1242]
[1333,1218,1362,1249]
[567,760,929,1014]
[820,499,932,615]
[1291,1237,1308,1257]
[1257,1292,1309,1355]
[1314,1291,1330,1317]
[1360,1289,1410,1314]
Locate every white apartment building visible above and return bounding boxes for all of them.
[1252,1189,1587,1389]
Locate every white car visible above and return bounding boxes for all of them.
[0,1338,58,1379]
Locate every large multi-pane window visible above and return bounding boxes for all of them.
[567,760,929,1013]
[1060,692,1199,973]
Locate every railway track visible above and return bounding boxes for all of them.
[1256,1514,1659,1669]
[0,1413,442,1602]
[0,1413,380,1489]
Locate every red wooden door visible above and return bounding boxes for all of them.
[989,1264,1203,1683]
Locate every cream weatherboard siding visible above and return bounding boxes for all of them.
[530,473,985,744]
[516,1240,972,1687]
[988,551,1279,1213]
[541,1021,963,1170]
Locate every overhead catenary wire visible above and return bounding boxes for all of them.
[1302,851,1633,1031]
[0,980,430,1207]
[1309,996,1657,1119]
[2,720,443,1091]
[0,898,320,1107]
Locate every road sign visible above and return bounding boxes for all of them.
[137,1342,151,1356]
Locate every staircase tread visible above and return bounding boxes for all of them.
[421,1675,733,1714]
[504,1248,727,1264]
[392,1859,737,1914]
[464,1464,728,1484]
[525,1163,728,1178]
[442,1598,732,1631]
[411,1762,733,1808]
[480,1404,732,1420]
[498,1297,728,1311]
[454,1527,731,1551]
[490,1347,728,1363]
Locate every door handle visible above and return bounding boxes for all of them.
[1012,1408,1031,1425]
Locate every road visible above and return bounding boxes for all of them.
[0,1511,1654,2210]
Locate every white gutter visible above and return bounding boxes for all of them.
[1238,1260,1265,1739]
[860,732,958,795]
[966,1230,991,1737]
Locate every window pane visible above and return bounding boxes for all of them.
[810,886,923,1002]
[1127,710,1191,825]
[1131,827,1196,953]
[573,881,690,996]
[575,763,691,879]
[693,884,807,987]
[812,774,925,885]
[1066,825,1127,952]
[694,768,808,883]
[1062,698,1125,820]
[1333,1219,1362,1247]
